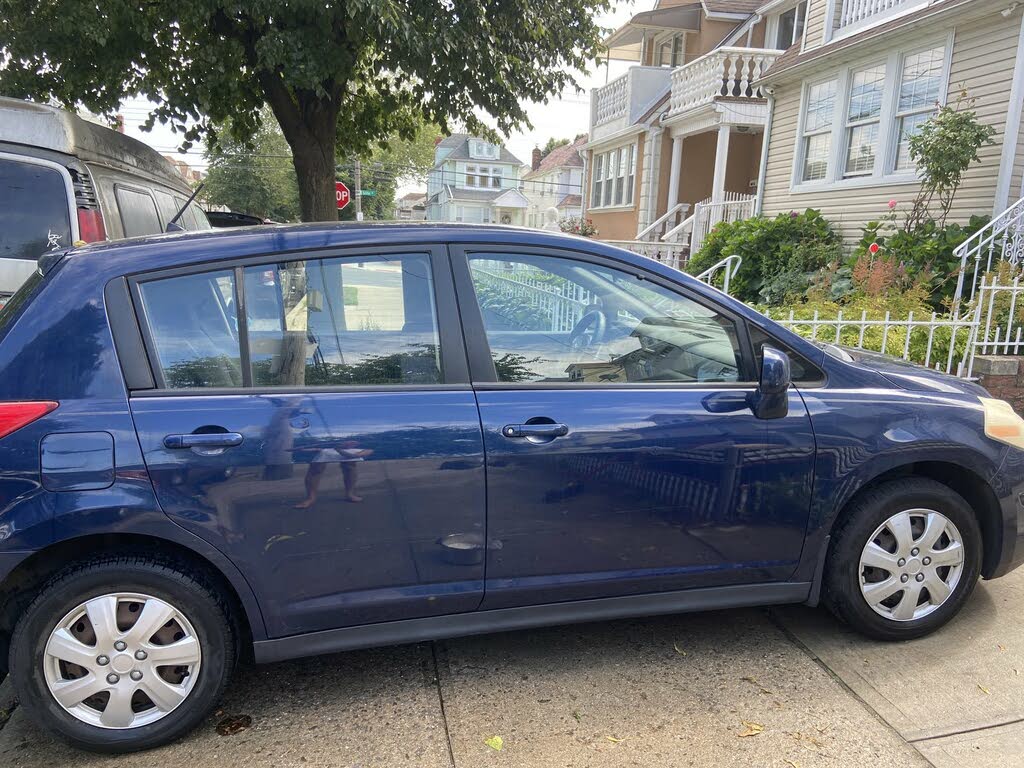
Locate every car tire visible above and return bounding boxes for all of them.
[824,478,982,641]
[9,554,235,753]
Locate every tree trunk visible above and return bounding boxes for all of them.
[292,135,338,222]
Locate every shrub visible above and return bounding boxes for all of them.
[686,209,840,304]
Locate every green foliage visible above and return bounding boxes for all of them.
[906,94,996,229]
[559,216,599,237]
[686,209,841,304]
[338,121,442,221]
[763,295,970,370]
[850,212,989,309]
[0,0,612,221]
[202,107,300,221]
[539,137,570,160]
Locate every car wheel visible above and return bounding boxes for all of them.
[9,554,235,752]
[824,478,981,641]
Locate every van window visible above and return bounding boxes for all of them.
[115,186,162,238]
[0,157,73,260]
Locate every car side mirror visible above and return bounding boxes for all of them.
[749,346,790,419]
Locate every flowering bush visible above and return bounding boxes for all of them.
[559,216,598,237]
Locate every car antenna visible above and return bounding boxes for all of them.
[165,183,206,232]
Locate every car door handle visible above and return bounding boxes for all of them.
[502,423,569,439]
[163,433,244,449]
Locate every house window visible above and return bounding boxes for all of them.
[792,39,949,188]
[466,165,502,188]
[470,140,498,159]
[774,1,808,49]
[590,143,636,208]
[801,79,837,182]
[894,45,945,170]
[843,64,886,177]
[658,34,685,67]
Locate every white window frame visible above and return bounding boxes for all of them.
[589,142,637,210]
[789,31,953,193]
[796,75,838,184]
[889,41,952,173]
[766,0,808,51]
[654,31,686,67]
[841,60,887,179]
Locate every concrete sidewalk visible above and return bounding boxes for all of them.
[1,570,1020,767]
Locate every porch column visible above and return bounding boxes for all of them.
[711,125,731,205]
[666,135,684,209]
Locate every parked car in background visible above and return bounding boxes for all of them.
[205,210,271,228]
[1,223,1023,752]
[0,98,208,301]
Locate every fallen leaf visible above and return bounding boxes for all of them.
[606,736,624,744]
[216,714,252,736]
[738,721,764,738]
[741,675,773,695]
[785,760,800,768]
[978,684,991,695]
[484,735,504,752]
[572,710,582,723]
[673,642,687,656]
[998,644,1008,652]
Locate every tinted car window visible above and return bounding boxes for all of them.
[0,157,73,259]
[468,254,744,384]
[244,254,441,386]
[748,324,824,384]
[138,270,242,388]
[115,186,161,238]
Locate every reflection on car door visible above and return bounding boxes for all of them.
[128,247,487,637]
[450,246,816,610]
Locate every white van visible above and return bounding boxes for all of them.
[0,98,209,297]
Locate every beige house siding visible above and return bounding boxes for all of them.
[802,0,832,52]
[761,9,1021,244]
[1012,108,1024,203]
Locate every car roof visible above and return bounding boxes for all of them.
[67,222,653,273]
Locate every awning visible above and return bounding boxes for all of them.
[601,5,703,62]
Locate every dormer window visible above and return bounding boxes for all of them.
[772,1,808,50]
[469,140,498,159]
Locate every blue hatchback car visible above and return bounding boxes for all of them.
[1,223,1023,751]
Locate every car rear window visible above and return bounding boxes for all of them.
[0,157,73,260]
[115,186,162,238]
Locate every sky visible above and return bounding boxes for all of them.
[117,0,656,192]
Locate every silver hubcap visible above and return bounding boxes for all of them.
[43,593,202,729]
[859,508,965,622]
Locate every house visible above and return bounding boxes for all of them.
[426,135,530,225]
[523,136,587,227]
[755,0,1024,243]
[584,0,793,262]
[394,191,427,221]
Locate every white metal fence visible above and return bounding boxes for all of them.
[472,266,590,333]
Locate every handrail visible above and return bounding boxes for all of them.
[661,211,696,243]
[951,195,1024,312]
[636,202,690,241]
[696,254,742,295]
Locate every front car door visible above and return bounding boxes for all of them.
[450,245,817,610]
[126,245,487,637]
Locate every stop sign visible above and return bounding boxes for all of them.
[335,181,351,211]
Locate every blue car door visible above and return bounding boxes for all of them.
[450,246,817,610]
[127,246,487,637]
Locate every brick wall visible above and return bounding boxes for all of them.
[974,356,1024,413]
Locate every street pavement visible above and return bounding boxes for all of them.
[1,570,1021,767]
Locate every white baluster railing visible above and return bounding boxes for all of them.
[951,196,1024,316]
[666,48,780,119]
[635,202,691,242]
[696,255,742,295]
[592,73,629,126]
[839,0,912,31]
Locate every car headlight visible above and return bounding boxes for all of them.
[980,397,1024,449]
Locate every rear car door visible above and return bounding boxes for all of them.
[450,245,817,610]
[125,245,487,637]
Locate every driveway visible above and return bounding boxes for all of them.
[1,570,1020,767]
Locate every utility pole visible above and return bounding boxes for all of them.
[354,157,363,221]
